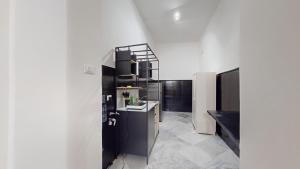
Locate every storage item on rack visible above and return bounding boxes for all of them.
[192,72,216,135]
[139,61,152,79]
[116,50,137,76]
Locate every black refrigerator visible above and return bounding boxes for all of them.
[102,65,119,169]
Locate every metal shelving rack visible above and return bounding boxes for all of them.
[115,43,160,103]
[115,43,160,163]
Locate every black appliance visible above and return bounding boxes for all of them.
[102,65,119,169]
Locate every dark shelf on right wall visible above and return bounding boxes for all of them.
[208,110,240,156]
[209,68,240,157]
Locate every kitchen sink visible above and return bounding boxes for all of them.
[126,101,147,110]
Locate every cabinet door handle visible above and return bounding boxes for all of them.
[106,95,112,101]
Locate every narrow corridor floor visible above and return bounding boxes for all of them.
[109,111,239,169]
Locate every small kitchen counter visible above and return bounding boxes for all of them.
[117,101,159,112]
[117,101,160,163]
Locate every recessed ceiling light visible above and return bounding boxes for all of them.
[174,11,181,21]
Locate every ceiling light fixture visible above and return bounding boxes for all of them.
[174,11,181,21]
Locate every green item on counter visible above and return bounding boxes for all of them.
[129,96,135,105]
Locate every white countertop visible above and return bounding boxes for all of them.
[117,101,159,112]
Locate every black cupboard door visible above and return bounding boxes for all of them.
[162,80,192,112]
[163,81,180,111]
[119,111,148,156]
[102,65,118,169]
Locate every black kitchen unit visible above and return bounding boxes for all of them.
[118,102,159,159]
[101,43,160,168]
[115,43,160,164]
[162,80,192,112]
[102,65,119,169]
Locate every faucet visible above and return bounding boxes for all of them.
[139,96,147,102]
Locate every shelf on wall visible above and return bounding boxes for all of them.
[116,60,137,64]
[118,74,137,77]
[116,87,143,90]
[129,60,137,64]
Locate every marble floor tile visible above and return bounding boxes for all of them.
[177,131,211,145]
[179,145,213,168]
[204,150,239,169]
[195,137,228,158]
[108,111,239,169]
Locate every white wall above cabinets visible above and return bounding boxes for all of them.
[156,42,201,80]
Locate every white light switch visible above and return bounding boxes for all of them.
[83,64,96,75]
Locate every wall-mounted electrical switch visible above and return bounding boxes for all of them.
[84,64,96,75]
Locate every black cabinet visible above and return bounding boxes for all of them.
[162,80,192,112]
[139,61,152,79]
[118,107,157,160]
[119,110,148,156]
[116,50,137,76]
[147,108,155,155]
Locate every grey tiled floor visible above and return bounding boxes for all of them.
[109,111,239,169]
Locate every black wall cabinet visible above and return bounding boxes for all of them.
[162,80,192,112]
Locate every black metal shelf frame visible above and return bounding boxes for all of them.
[115,43,160,164]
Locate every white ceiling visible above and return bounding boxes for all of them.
[133,0,220,43]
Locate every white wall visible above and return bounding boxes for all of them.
[11,0,68,169]
[2,0,153,169]
[199,0,240,73]
[240,1,300,169]
[0,0,9,168]
[156,42,201,80]
[67,0,154,168]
